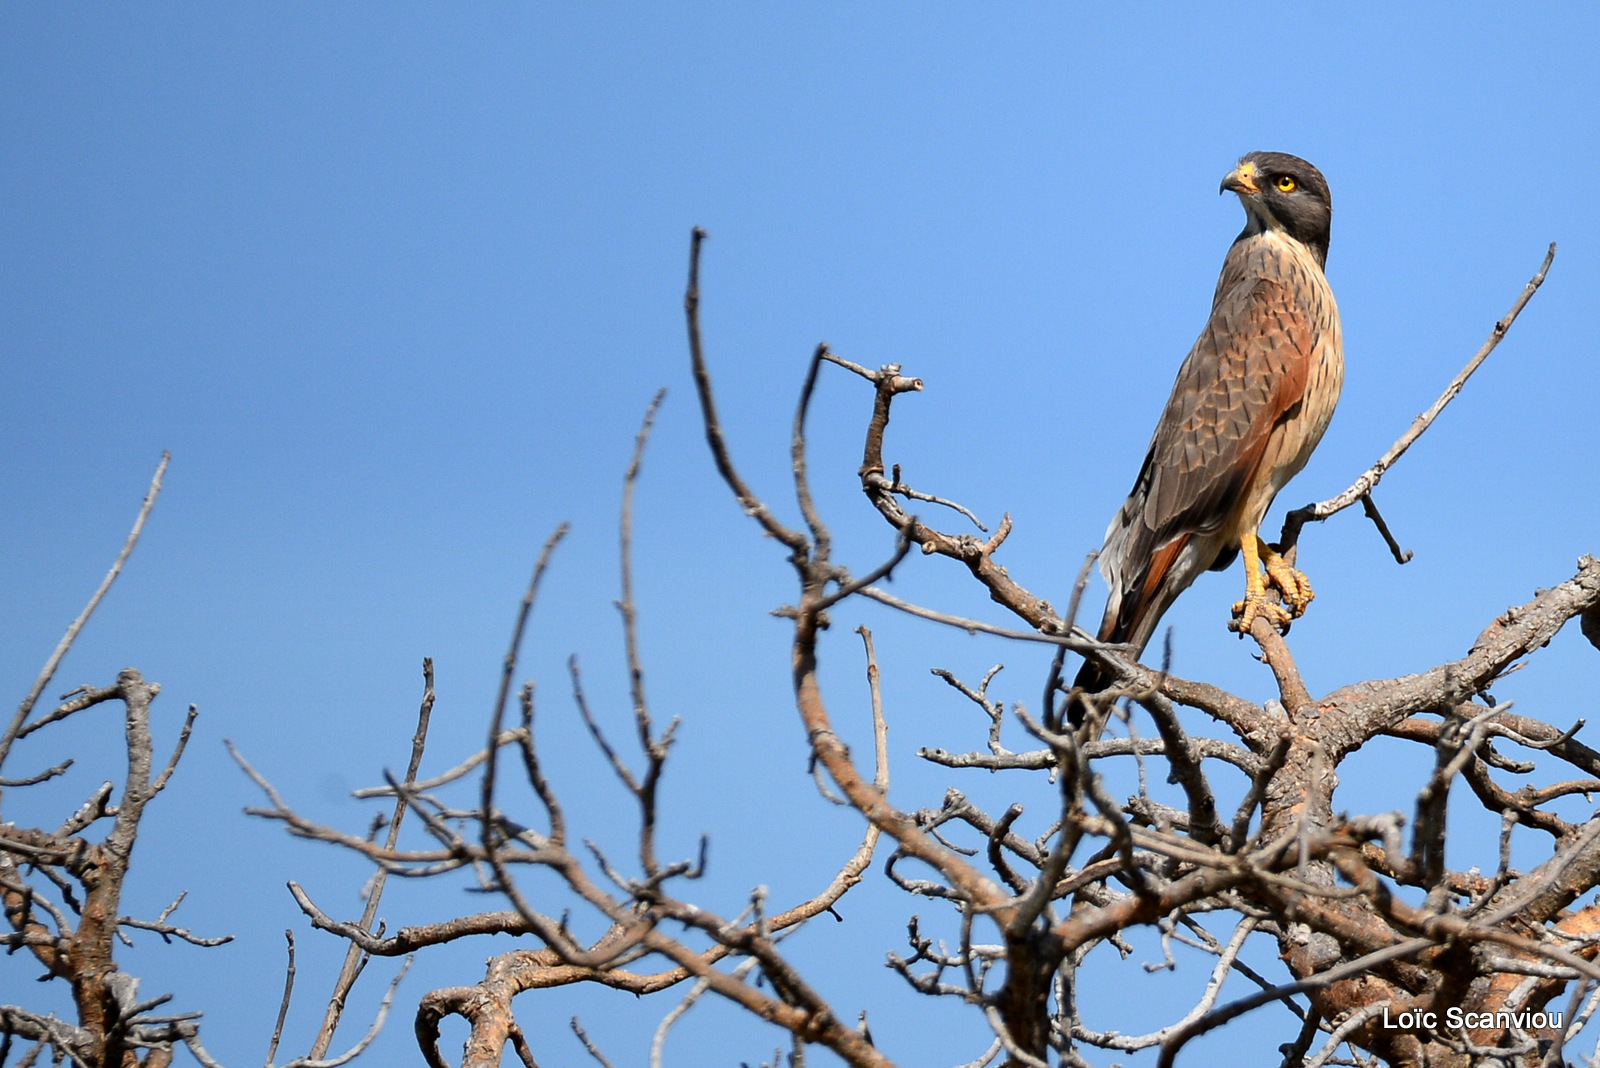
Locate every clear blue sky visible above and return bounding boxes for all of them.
[3,6,1596,1066]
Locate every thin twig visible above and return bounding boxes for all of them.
[280,956,412,1068]
[887,463,987,531]
[618,390,670,877]
[1279,244,1555,552]
[481,525,587,944]
[1358,492,1412,565]
[308,658,437,1059]
[684,227,809,556]
[151,704,199,794]
[0,452,168,775]
[858,585,1105,650]
[570,1017,619,1068]
[264,930,296,1067]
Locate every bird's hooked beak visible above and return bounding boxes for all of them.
[1220,161,1260,196]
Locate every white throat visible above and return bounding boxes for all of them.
[1237,197,1284,237]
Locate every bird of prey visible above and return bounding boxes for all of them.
[1073,151,1343,708]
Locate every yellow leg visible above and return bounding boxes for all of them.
[1231,531,1294,634]
[1258,536,1315,617]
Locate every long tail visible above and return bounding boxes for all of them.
[1068,622,1125,726]
[1068,534,1192,725]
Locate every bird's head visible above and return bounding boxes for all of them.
[1221,151,1332,267]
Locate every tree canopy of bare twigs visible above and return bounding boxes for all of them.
[1,458,417,1068]
[0,454,235,1068]
[188,228,1600,1068]
[7,229,1598,1068]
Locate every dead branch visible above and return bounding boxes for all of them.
[307,658,438,1060]
[1277,244,1555,555]
[3,657,231,1066]
[0,451,168,778]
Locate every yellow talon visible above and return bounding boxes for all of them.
[1231,591,1294,634]
[1229,533,1297,635]
[1259,537,1315,617]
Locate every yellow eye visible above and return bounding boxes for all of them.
[1276,175,1298,192]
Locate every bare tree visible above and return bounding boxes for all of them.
[0,454,233,1068]
[224,230,1600,1068]
[10,230,1598,1068]
[0,455,412,1068]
